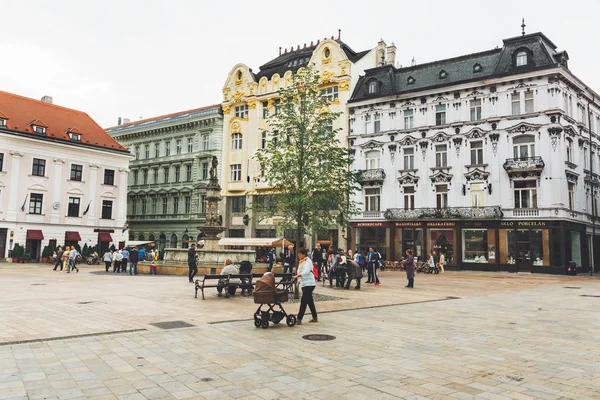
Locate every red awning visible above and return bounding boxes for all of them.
[65,231,81,241]
[98,232,113,242]
[26,230,44,240]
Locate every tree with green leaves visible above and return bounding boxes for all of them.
[254,66,361,286]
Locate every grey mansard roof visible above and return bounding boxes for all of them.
[350,32,568,103]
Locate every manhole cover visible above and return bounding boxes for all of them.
[31,283,46,286]
[302,334,336,341]
[564,287,581,289]
[150,321,195,330]
[580,295,600,298]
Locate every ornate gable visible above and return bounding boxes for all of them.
[505,122,542,135]
[397,172,420,186]
[464,127,489,139]
[358,139,385,150]
[398,135,417,146]
[431,131,450,143]
[429,170,453,183]
[464,168,490,181]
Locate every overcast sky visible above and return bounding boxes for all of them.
[2,0,598,128]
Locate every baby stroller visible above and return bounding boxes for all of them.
[416,262,427,274]
[253,273,296,329]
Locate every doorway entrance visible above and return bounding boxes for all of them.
[0,229,6,259]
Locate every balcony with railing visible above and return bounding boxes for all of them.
[363,211,384,218]
[384,206,503,220]
[360,168,386,185]
[512,208,539,217]
[502,157,545,178]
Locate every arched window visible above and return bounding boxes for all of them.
[138,234,145,241]
[170,233,178,248]
[368,80,378,94]
[232,133,242,150]
[513,135,535,159]
[148,234,155,241]
[516,51,528,67]
[236,70,243,81]
[158,233,166,251]
[182,234,190,249]
[365,150,381,170]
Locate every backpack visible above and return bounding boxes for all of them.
[311,262,319,279]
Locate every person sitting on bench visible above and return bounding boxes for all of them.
[217,258,240,298]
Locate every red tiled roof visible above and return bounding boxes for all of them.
[0,110,8,119]
[104,104,222,130]
[66,127,82,134]
[0,90,128,152]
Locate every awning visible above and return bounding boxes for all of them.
[65,231,81,241]
[26,230,44,240]
[218,237,292,247]
[126,240,154,247]
[98,232,113,242]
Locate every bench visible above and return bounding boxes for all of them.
[196,273,295,300]
[195,274,226,300]
[228,274,254,297]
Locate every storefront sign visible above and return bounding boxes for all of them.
[351,222,389,228]
[394,222,422,227]
[426,222,456,227]
[500,221,547,228]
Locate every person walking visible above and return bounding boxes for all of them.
[188,242,198,283]
[121,248,129,273]
[404,249,415,288]
[367,247,381,285]
[438,252,445,273]
[311,243,323,281]
[61,246,70,272]
[283,245,295,274]
[336,249,348,288]
[293,247,318,325]
[428,250,437,274]
[129,247,139,275]
[53,246,64,271]
[103,250,112,272]
[113,250,123,273]
[267,247,276,272]
[67,246,79,273]
[345,258,363,290]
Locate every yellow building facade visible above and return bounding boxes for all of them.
[221,36,394,248]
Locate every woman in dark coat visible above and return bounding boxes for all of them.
[404,250,415,288]
[344,259,363,290]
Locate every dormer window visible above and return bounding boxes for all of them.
[29,119,48,135]
[237,70,243,81]
[368,80,378,94]
[0,119,5,127]
[407,76,415,85]
[70,133,81,141]
[473,63,482,73]
[516,51,528,67]
[439,70,447,79]
[34,126,45,134]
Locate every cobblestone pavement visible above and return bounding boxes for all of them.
[0,264,599,399]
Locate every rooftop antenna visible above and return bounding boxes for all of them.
[338,29,341,40]
[521,18,526,36]
[279,46,282,56]
[411,57,416,66]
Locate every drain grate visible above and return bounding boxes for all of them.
[580,295,600,298]
[564,287,581,289]
[150,321,195,330]
[302,334,336,341]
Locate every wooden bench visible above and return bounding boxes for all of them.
[195,274,226,300]
[252,273,294,293]
[228,274,254,297]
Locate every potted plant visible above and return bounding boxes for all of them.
[41,245,54,263]
[19,253,32,263]
[12,244,24,263]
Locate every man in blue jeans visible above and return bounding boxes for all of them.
[121,248,130,273]
[129,247,139,275]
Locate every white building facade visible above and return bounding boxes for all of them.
[0,91,132,260]
[348,32,600,274]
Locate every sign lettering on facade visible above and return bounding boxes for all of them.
[500,221,547,227]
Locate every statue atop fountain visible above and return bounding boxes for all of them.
[199,156,227,245]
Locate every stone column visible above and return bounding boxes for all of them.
[51,158,66,224]
[116,168,129,227]
[6,151,23,222]
[86,164,99,225]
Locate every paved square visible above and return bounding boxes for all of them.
[1,264,599,399]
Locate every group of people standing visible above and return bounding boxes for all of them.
[52,246,80,273]
[102,247,142,275]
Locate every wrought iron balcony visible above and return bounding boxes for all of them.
[503,157,545,177]
[384,206,503,220]
[360,168,386,185]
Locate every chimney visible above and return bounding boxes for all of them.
[122,118,131,124]
[386,43,397,66]
[41,95,53,104]
[118,117,122,126]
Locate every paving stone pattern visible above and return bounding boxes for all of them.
[0,265,599,399]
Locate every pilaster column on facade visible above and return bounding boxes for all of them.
[51,158,66,224]
[6,151,23,221]
[116,168,129,227]
[86,163,100,225]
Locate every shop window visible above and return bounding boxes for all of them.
[364,188,380,212]
[507,229,545,266]
[403,147,414,170]
[431,230,454,264]
[470,99,482,121]
[470,141,483,165]
[401,228,423,262]
[403,186,415,210]
[435,144,448,167]
[570,231,582,267]
[365,150,380,170]
[513,135,535,159]
[436,184,448,209]
[404,109,414,129]
[568,182,575,210]
[471,183,484,207]
[514,180,537,209]
[462,229,488,263]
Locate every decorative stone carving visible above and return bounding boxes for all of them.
[566,170,579,183]
[388,144,397,164]
[358,140,385,150]
[398,136,416,146]
[464,127,488,139]
[548,126,563,151]
[429,170,453,183]
[432,132,450,143]
[452,137,462,158]
[338,79,350,91]
[489,133,500,156]
[503,156,545,179]
[321,70,336,84]
[464,168,490,181]
[384,206,503,220]
[506,122,541,134]
[397,172,419,186]
[360,168,386,185]
[419,140,428,160]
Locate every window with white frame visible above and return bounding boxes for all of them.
[513,135,535,159]
[514,180,537,208]
[152,168,158,184]
[29,193,43,214]
[185,196,191,213]
[364,188,380,211]
[403,147,414,170]
[145,144,150,159]
[176,139,182,155]
[563,94,569,114]
[201,195,207,214]
[162,197,168,215]
[568,182,575,210]
[374,113,381,133]
[235,105,248,118]
[435,105,446,126]
[187,138,193,153]
[580,107,587,126]
[435,144,448,167]
[163,167,169,183]
[186,164,192,181]
[141,199,147,214]
[134,146,139,160]
[165,141,171,156]
[365,150,380,170]
[584,147,589,170]
[516,51,528,67]
[471,183,484,207]
[511,93,521,115]
[132,200,137,215]
[133,170,138,185]
[155,142,160,158]
[566,138,574,163]
[403,186,415,210]
[470,99,482,121]
[436,184,448,209]
[365,114,372,134]
[202,162,208,180]
[173,196,179,214]
[404,109,414,129]
[525,91,534,114]
[174,166,181,182]
[470,141,483,165]
[142,169,148,185]
[368,81,377,94]
[203,135,210,150]
[230,164,242,181]
[261,131,267,149]
[232,133,242,150]
[321,86,339,102]
[262,101,269,118]
[151,198,157,214]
